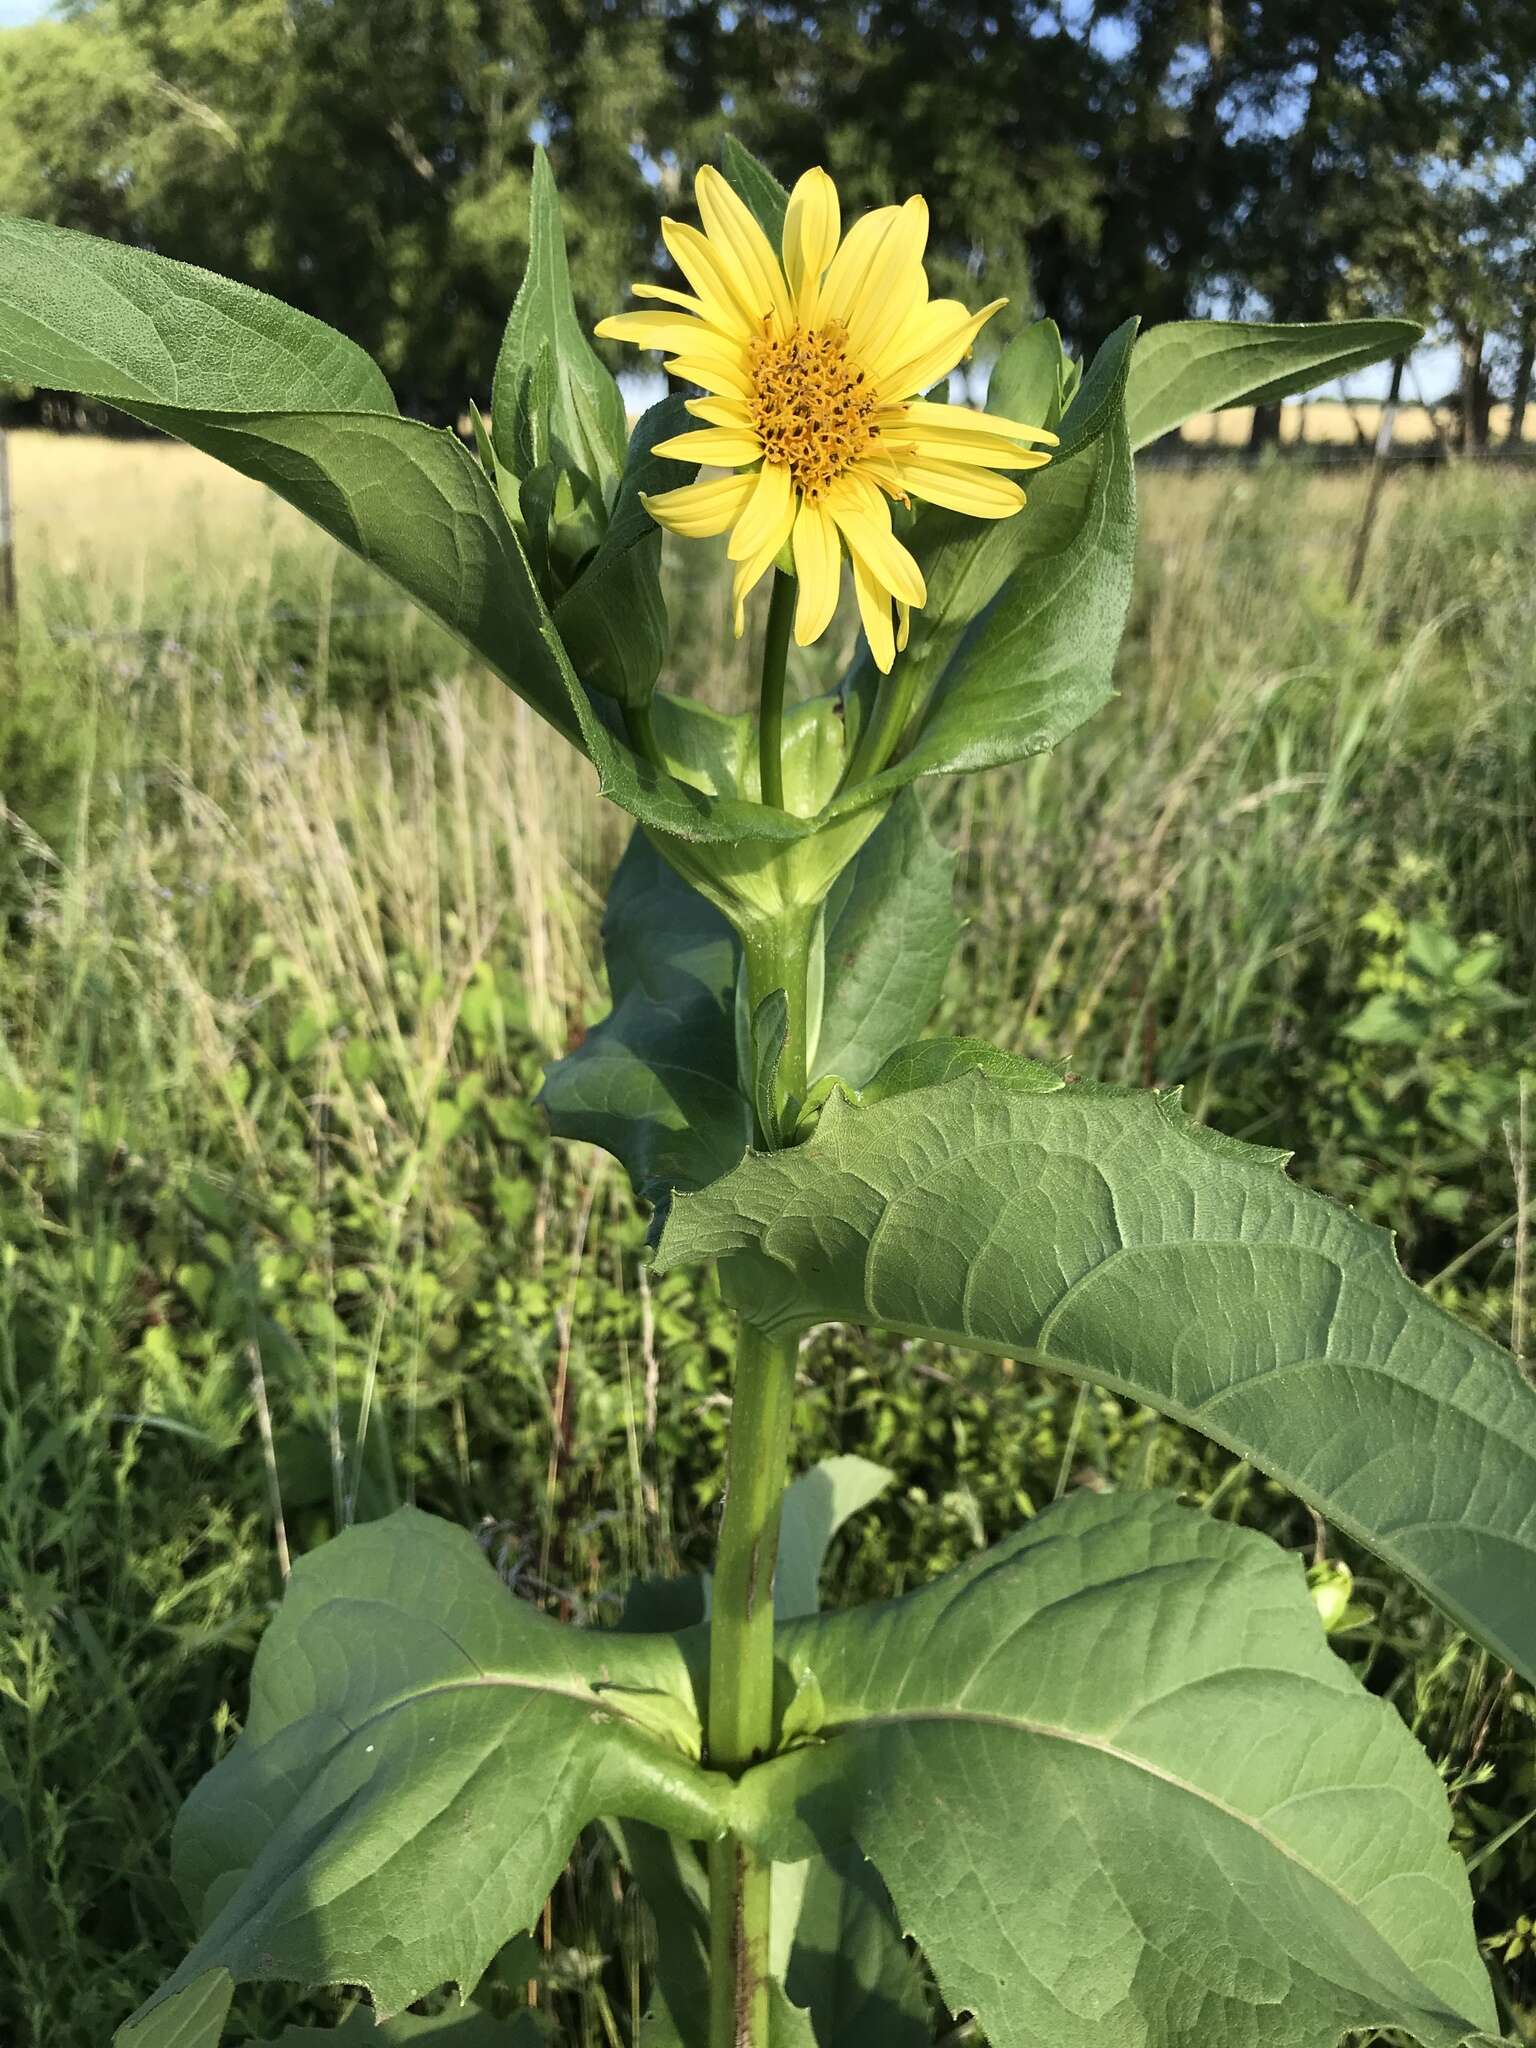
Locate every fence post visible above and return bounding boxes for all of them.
[1345,353,1404,604]
[0,418,16,632]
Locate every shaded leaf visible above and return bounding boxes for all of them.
[543,790,959,1208]
[658,1065,1536,1679]
[745,1490,1495,2048]
[773,1848,929,2048]
[814,796,961,1090]
[986,316,1074,433]
[270,2005,542,2044]
[554,396,695,707]
[1125,317,1422,452]
[539,830,749,1211]
[115,1510,728,2045]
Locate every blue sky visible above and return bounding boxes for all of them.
[0,1,47,23]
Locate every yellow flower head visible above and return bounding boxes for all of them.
[596,165,1058,673]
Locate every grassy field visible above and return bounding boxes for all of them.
[2,432,1534,2046]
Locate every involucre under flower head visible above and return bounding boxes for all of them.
[596,165,1058,672]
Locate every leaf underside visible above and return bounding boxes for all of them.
[658,1068,1536,1681]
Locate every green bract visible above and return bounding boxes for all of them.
[7,134,1524,2048]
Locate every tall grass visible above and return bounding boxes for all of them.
[1,438,1533,2044]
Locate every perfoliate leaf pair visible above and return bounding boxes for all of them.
[116,1495,1497,2048]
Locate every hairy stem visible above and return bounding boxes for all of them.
[757,569,796,811]
[705,911,808,2047]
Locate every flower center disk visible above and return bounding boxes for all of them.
[748,323,877,499]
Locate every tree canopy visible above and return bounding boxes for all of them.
[1,0,1532,436]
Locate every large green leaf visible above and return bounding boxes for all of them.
[657,1066,1536,1680]
[115,1509,730,2048]
[492,144,627,497]
[0,216,592,747]
[0,215,394,414]
[541,792,960,1208]
[1125,317,1422,452]
[140,408,585,744]
[741,1489,1495,2048]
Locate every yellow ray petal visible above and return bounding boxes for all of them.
[844,197,930,365]
[595,309,719,354]
[871,297,1008,400]
[896,601,912,653]
[881,424,1055,470]
[695,164,792,331]
[642,471,758,539]
[898,398,1060,447]
[886,457,1026,518]
[848,546,896,673]
[791,496,841,645]
[825,473,926,608]
[726,457,795,566]
[783,166,841,315]
[732,519,792,635]
[649,425,765,466]
[632,283,709,315]
[685,395,754,428]
[818,205,906,328]
[664,351,756,401]
[661,218,762,337]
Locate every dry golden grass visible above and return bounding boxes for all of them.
[1180,397,1534,447]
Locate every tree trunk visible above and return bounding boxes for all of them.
[1248,401,1282,453]
[1457,327,1489,452]
[1509,316,1534,449]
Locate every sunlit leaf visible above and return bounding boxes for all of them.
[114,1511,728,2046]
[659,1065,1536,1678]
[741,1490,1496,2048]
[1125,317,1423,452]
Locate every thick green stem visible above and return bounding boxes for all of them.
[838,655,921,793]
[757,569,796,811]
[741,911,814,1140]
[706,909,809,2047]
[706,1320,798,2048]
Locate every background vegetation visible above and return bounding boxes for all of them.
[2,2,1536,2042]
[0,435,1532,2044]
[1,1,1535,437]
